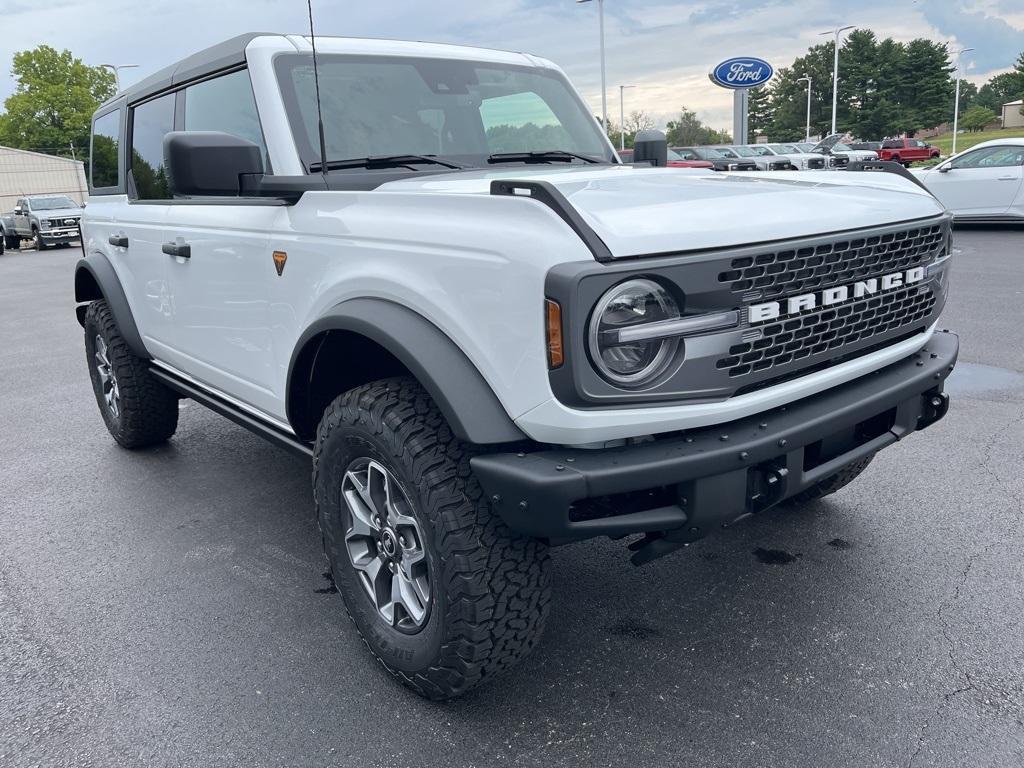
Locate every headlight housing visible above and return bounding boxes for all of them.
[41,219,51,229]
[587,279,681,387]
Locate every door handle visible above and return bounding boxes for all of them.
[162,241,191,259]
[997,175,1016,181]
[108,234,129,248]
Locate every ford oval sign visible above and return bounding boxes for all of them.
[709,57,774,89]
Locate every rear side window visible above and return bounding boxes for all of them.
[882,140,901,149]
[183,69,266,156]
[91,109,121,190]
[129,93,175,200]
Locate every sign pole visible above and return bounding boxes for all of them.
[733,89,749,145]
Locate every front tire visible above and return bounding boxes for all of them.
[314,377,551,700]
[84,300,179,448]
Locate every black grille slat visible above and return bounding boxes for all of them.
[718,285,936,378]
[718,223,944,299]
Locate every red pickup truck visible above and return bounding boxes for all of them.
[877,138,941,165]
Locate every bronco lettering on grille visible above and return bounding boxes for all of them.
[748,267,926,324]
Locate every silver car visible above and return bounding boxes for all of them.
[712,145,794,171]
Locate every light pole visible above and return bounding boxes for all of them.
[618,84,635,151]
[576,0,608,134]
[99,63,139,91]
[951,47,975,157]
[797,75,812,142]
[820,25,854,136]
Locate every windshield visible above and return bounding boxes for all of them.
[686,147,724,159]
[832,143,853,152]
[275,54,615,171]
[748,146,776,156]
[30,196,77,210]
[771,144,798,153]
[730,146,757,157]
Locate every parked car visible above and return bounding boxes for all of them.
[810,134,879,168]
[747,143,827,170]
[849,141,883,152]
[877,138,941,166]
[672,146,758,171]
[619,147,714,169]
[794,142,817,153]
[0,194,83,250]
[77,32,958,701]
[712,145,793,170]
[911,138,1024,222]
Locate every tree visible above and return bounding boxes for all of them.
[608,110,656,149]
[0,46,116,158]
[747,85,773,136]
[960,105,997,132]
[665,107,729,146]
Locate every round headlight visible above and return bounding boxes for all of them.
[587,279,680,387]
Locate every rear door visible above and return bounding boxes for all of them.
[926,145,1024,216]
[158,68,281,416]
[14,198,30,236]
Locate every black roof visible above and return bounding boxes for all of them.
[99,32,280,108]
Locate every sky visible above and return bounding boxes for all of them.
[1,0,1022,131]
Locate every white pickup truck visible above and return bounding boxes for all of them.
[77,33,958,700]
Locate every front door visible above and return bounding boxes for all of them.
[926,145,1024,216]
[156,68,282,418]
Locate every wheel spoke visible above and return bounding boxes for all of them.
[394,570,427,625]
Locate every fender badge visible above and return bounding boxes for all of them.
[272,251,287,276]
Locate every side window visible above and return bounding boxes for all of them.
[91,109,121,190]
[183,69,266,156]
[951,146,1024,170]
[129,93,175,200]
[480,91,572,154]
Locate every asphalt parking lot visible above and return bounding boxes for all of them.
[1,230,1022,768]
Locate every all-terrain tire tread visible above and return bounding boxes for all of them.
[313,376,551,700]
[84,300,178,448]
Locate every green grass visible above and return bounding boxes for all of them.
[929,127,1024,156]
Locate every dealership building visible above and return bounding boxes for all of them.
[0,146,88,212]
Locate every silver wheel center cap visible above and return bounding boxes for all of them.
[381,529,398,558]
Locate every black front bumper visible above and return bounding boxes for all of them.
[472,331,958,559]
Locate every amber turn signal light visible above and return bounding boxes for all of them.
[546,299,564,369]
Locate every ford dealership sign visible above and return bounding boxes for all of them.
[710,57,774,89]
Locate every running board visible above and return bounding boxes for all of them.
[149,366,314,458]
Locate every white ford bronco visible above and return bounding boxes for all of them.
[78,33,958,700]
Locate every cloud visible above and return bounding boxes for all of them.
[919,0,1024,72]
[0,0,1020,132]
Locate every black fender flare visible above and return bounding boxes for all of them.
[287,298,526,445]
[74,253,150,359]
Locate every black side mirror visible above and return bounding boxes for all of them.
[164,131,264,196]
[633,130,668,168]
[938,165,952,174]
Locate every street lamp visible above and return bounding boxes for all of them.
[618,84,636,151]
[99,63,139,91]
[576,0,608,134]
[797,75,812,142]
[951,47,975,157]
[819,25,855,136]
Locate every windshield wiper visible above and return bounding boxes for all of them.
[487,150,602,165]
[309,154,467,172]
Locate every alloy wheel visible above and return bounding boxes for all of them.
[341,458,431,633]
[94,335,120,418]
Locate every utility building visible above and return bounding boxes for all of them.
[0,146,88,213]
[1003,100,1024,129]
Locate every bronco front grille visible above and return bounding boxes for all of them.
[717,222,945,300]
[717,283,936,378]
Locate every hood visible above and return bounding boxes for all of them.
[36,206,84,219]
[378,165,944,259]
